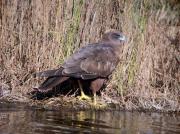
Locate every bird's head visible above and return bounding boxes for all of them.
[102,30,126,45]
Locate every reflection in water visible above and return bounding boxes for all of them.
[0,105,179,134]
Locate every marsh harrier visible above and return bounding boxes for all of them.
[32,30,126,105]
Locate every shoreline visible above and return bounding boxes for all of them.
[0,95,179,114]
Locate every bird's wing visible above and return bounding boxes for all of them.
[38,76,69,90]
[33,67,63,77]
[62,44,119,79]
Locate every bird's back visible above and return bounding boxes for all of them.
[62,42,120,79]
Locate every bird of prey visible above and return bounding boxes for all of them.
[32,30,126,105]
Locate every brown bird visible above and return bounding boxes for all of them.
[32,30,126,105]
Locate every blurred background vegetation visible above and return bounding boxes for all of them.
[0,0,179,111]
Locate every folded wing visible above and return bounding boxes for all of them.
[62,43,119,79]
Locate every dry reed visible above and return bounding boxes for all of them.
[0,0,179,111]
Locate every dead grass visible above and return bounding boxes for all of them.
[0,0,179,112]
[108,0,180,112]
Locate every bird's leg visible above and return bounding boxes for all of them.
[92,91,107,109]
[90,79,107,108]
[93,92,97,105]
[78,80,91,100]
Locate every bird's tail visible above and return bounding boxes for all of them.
[33,67,63,77]
[36,76,69,91]
[33,67,69,92]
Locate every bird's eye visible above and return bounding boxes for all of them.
[112,33,121,39]
[111,32,126,41]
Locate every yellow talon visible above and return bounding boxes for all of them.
[78,90,91,100]
[92,92,107,109]
[77,80,106,109]
[78,80,91,100]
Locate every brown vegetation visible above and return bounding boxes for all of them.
[0,0,179,112]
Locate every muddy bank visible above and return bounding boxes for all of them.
[0,94,122,111]
[0,94,179,114]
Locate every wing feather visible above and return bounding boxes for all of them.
[34,68,63,77]
[62,43,119,79]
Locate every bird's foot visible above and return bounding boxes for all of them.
[78,94,91,101]
[90,97,107,109]
[90,101,107,109]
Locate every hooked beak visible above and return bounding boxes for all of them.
[119,35,126,42]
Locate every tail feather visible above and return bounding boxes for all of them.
[38,76,69,91]
[33,69,58,77]
[33,67,69,91]
[33,67,64,77]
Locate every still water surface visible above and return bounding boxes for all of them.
[0,103,179,134]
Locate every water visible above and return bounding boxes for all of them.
[0,103,179,134]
